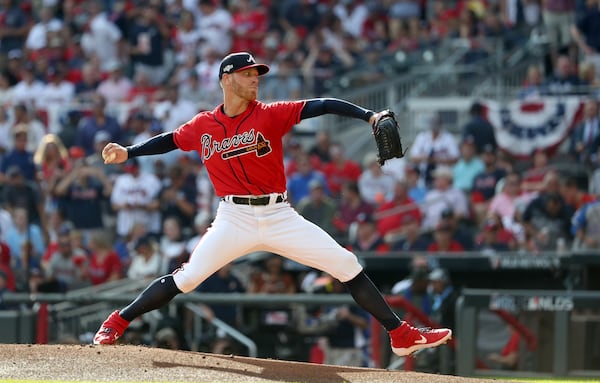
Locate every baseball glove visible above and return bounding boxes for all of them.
[372,110,405,165]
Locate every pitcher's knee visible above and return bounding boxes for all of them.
[326,252,363,282]
[172,266,203,293]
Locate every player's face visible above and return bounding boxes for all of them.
[230,68,260,101]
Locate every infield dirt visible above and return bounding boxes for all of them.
[0,344,520,383]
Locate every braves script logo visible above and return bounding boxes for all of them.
[201,129,272,160]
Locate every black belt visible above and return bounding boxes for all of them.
[225,195,286,206]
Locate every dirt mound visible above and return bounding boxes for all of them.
[0,344,515,383]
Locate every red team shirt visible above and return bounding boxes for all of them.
[173,100,306,196]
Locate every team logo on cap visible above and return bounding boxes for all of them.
[247,55,255,63]
[223,64,233,73]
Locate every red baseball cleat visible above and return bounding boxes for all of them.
[389,322,452,356]
[93,310,130,345]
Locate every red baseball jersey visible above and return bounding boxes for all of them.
[173,100,306,196]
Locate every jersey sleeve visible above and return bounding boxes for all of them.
[265,100,306,135]
[173,113,205,152]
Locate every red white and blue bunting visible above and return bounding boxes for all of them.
[484,98,584,158]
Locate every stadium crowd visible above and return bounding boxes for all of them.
[0,0,600,370]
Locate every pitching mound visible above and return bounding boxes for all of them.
[0,344,515,383]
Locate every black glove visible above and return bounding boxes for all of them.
[372,110,405,166]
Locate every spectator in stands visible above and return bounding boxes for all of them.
[111,158,162,238]
[405,162,427,204]
[54,159,112,235]
[427,221,465,253]
[561,175,595,210]
[261,54,303,101]
[571,198,600,250]
[453,135,485,193]
[0,203,12,243]
[302,41,352,97]
[309,131,332,164]
[390,214,430,252]
[113,221,148,267]
[347,212,389,253]
[1,127,36,183]
[578,61,600,93]
[194,262,246,355]
[0,0,30,62]
[428,268,458,334]
[6,206,45,265]
[0,240,16,294]
[75,94,122,155]
[589,148,600,194]
[475,216,516,253]
[519,64,546,100]
[39,65,76,115]
[296,178,338,236]
[160,216,187,274]
[173,10,202,65]
[24,6,63,52]
[421,165,469,231]
[522,191,574,251]
[438,207,475,251]
[521,149,553,192]
[1,165,44,230]
[231,0,267,57]
[376,180,421,243]
[392,266,433,320]
[185,211,212,255]
[152,85,198,132]
[127,235,161,280]
[571,1,600,79]
[129,5,173,86]
[409,113,459,187]
[542,0,576,66]
[11,63,45,108]
[73,63,101,103]
[159,163,197,231]
[489,171,523,224]
[317,277,370,367]
[43,226,89,291]
[248,253,297,294]
[322,143,362,198]
[10,103,46,153]
[280,0,321,38]
[197,0,233,57]
[462,102,497,155]
[358,151,395,206]
[80,0,122,72]
[33,134,70,212]
[569,98,600,167]
[97,61,133,105]
[0,74,12,110]
[287,152,329,206]
[333,181,373,241]
[543,54,582,95]
[86,230,122,285]
[193,47,223,107]
[471,144,507,223]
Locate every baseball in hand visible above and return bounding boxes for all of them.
[103,152,116,162]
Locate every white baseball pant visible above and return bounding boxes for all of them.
[172,199,363,293]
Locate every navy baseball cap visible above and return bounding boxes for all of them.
[218,52,269,79]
